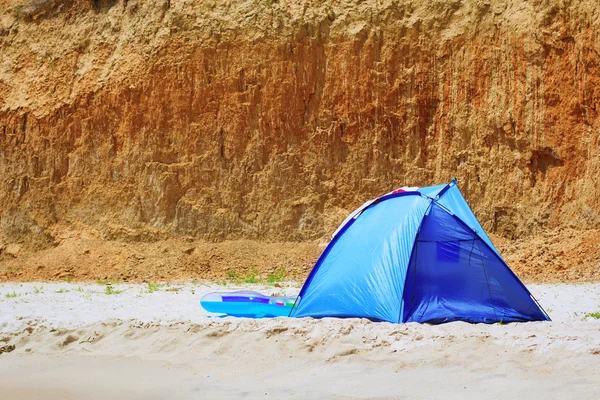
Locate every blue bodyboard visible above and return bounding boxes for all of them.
[200,291,297,318]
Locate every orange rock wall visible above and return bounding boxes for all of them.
[1,0,599,247]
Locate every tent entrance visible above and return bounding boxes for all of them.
[402,203,543,324]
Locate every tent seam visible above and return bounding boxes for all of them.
[398,196,434,323]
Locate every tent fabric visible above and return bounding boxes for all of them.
[435,184,499,256]
[291,180,549,324]
[417,183,448,199]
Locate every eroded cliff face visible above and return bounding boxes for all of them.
[0,0,599,280]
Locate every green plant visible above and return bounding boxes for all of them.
[146,282,161,293]
[222,268,262,284]
[241,268,260,284]
[75,286,84,293]
[325,4,335,21]
[267,268,286,285]
[33,285,43,294]
[96,279,112,285]
[56,289,70,294]
[105,286,123,295]
[216,279,227,286]
[5,291,18,298]
[585,312,600,319]
[226,270,239,280]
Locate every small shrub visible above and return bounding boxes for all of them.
[585,312,600,320]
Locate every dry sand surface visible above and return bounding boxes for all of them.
[1,282,600,399]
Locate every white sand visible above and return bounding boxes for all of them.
[1,282,600,399]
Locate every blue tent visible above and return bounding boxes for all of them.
[291,180,549,324]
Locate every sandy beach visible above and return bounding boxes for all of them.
[3,0,600,398]
[1,282,599,399]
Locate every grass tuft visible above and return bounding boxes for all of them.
[585,312,600,319]
[146,282,161,293]
[105,286,124,295]
[226,270,238,280]
[240,268,260,284]
[221,268,281,285]
[5,291,18,298]
[267,267,286,285]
